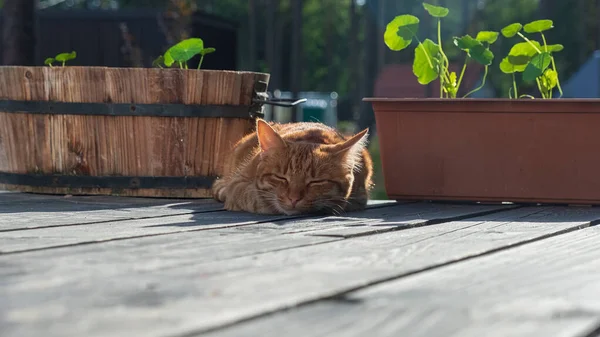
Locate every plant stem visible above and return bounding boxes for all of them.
[437,21,451,74]
[456,56,469,93]
[535,77,546,98]
[541,33,548,52]
[197,55,205,70]
[437,19,445,98]
[463,65,488,98]
[178,61,183,69]
[512,73,518,98]
[62,61,65,67]
[551,57,563,98]
[517,32,542,54]
[416,40,434,70]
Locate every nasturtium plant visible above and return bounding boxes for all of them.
[500,19,563,99]
[383,15,419,51]
[523,20,553,33]
[413,38,440,85]
[476,31,499,44]
[198,47,216,69]
[44,58,55,67]
[55,51,77,66]
[44,51,76,67]
[501,23,522,38]
[158,38,216,70]
[152,55,165,68]
[383,2,497,98]
[422,3,449,17]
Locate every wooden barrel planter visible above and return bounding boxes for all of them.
[0,66,271,198]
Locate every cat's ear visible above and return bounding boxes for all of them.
[256,119,286,153]
[326,128,369,155]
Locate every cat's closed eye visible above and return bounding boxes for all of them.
[267,174,288,183]
[307,179,334,187]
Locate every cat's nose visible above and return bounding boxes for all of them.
[288,196,301,207]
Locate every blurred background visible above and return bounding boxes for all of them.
[2,0,599,199]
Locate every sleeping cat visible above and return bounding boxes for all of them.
[212,119,373,215]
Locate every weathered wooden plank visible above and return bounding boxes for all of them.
[1,206,598,337]
[306,202,519,237]
[203,226,600,337]
[0,195,396,232]
[0,202,499,254]
[0,194,224,231]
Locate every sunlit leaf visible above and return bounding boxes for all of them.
[444,71,458,97]
[546,44,564,52]
[164,50,175,67]
[476,31,499,44]
[55,51,77,62]
[523,52,552,81]
[523,19,554,33]
[167,38,204,62]
[44,58,55,66]
[453,35,479,50]
[453,35,494,66]
[507,41,542,67]
[540,68,558,91]
[500,57,526,73]
[501,23,522,38]
[384,15,419,51]
[413,39,440,85]
[422,2,449,18]
[200,47,216,55]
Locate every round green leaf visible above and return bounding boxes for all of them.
[469,44,494,66]
[200,47,216,56]
[546,44,564,53]
[540,68,558,91]
[152,55,165,68]
[55,51,76,62]
[501,23,522,38]
[44,58,55,66]
[453,35,493,65]
[522,52,552,82]
[476,31,499,44]
[422,2,449,18]
[500,57,517,74]
[384,15,419,51]
[167,38,204,62]
[507,55,530,71]
[453,35,479,50]
[413,39,440,85]
[163,50,175,67]
[523,19,553,33]
[507,41,542,61]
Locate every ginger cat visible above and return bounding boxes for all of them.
[212,119,373,215]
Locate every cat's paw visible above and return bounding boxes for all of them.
[211,179,227,202]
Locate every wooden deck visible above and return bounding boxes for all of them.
[1,190,600,337]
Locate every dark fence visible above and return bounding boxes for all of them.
[0,9,238,70]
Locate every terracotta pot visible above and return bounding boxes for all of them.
[364,98,600,205]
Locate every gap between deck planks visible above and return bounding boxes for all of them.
[0,192,224,231]
[203,226,600,337]
[0,201,506,254]
[2,205,600,337]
